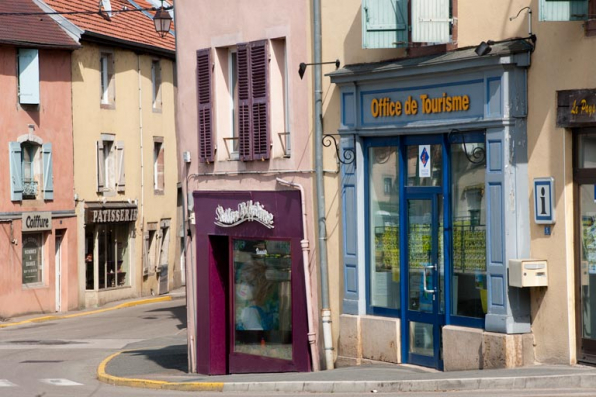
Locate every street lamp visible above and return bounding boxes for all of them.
[153,1,172,38]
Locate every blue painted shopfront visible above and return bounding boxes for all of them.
[329,41,534,369]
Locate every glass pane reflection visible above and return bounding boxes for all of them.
[233,239,293,361]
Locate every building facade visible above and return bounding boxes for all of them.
[175,0,321,374]
[0,1,80,318]
[323,0,593,371]
[42,0,181,309]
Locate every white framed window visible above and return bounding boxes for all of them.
[100,52,115,107]
[151,59,162,110]
[97,136,125,193]
[144,223,159,275]
[229,49,239,158]
[9,139,53,201]
[153,138,164,193]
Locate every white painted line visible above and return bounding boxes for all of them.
[0,379,17,387]
[40,379,83,386]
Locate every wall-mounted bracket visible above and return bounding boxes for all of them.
[322,133,356,167]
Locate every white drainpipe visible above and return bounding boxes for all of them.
[276,177,320,371]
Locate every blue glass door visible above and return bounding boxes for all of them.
[406,194,444,369]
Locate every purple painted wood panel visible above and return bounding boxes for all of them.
[193,190,310,374]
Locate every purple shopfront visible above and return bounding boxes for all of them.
[193,190,310,374]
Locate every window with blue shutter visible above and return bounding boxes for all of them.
[411,0,451,44]
[9,142,23,201]
[540,0,588,21]
[42,143,53,200]
[18,49,40,105]
[362,0,408,48]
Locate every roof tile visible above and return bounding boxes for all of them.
[43,0,175,52]
[0,1,78,48]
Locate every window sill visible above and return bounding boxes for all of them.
[154,189,165,196]
[22,282,46,290]
[406,42,457,58]
[152,106,162,113]
[100,103,115,110]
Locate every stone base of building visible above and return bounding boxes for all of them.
[336,315,535,371]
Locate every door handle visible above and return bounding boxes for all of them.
[421,269,436,294]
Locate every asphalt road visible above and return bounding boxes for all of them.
[3,298,596,397]
[0,298,190,397]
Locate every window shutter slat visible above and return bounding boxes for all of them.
[42,143,53,200]
[116,141,125,192]
[157,144,165,189]
[539,0,588,21]
[9,142,23,201]
[250,40,270,160]
[237,43,253,161]
[18,49,40,105]
[97,141,105,192]
[197,48,214,163]
[362,0,408,48]
[411,0,450,44]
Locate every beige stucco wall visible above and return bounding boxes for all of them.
[461,0,579,365]
[71,43,179,306]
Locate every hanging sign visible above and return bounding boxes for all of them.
[214,200,274,229]
[419,145,431,178]
[534,177,555,224]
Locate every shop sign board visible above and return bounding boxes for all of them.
[22,211,52,232]
[87,207,138,224]
[569,91,596,124]
[534,177,555,224]
[214,200,274,229]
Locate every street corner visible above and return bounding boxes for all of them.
[97,349,224,392]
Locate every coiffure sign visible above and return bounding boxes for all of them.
[22,212,52,232]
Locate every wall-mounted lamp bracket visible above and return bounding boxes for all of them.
[322,133,356,167]
[299,59,340,79]
[448,129,486,165]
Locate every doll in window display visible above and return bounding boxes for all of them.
[235,259,279,332]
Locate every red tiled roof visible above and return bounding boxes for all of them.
[43,0,175,53]
[0,1,79,48]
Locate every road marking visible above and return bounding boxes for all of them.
[40,379,83,386]
[0,379,17,387]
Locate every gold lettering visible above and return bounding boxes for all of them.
[371,99,379,118]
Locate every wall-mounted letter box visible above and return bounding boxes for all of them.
[509,259,548,288]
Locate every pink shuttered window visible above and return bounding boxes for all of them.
[197,48,214,163]
[237,40,270,161]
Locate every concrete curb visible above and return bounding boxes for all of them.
[97,350,224,392]
[221,373,596,393]
[0,296,173,329]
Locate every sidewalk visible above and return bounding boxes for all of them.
[0,286,186,329]
[98,332,596,393]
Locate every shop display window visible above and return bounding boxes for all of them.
[86,224,130,290]
[233,238,292,361]
[368,146,400,310]
[450,141,487,320]
[22,232,43,285]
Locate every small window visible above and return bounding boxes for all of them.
[144,225,159,274]
[22,232,44,285]
[100,52,115,107]
[158,221,171,273]
[21,142,41,200]
[151,60,162,110]
[97,137,124,194]
[153,139,164,193]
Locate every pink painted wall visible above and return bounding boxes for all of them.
[0,47,78,318]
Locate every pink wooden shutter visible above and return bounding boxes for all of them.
[237,43,252,161]
[197,48,214,163]
[250,40,270,160]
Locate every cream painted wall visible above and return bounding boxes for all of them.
[319,0,579,366]
[71,43,179,303]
